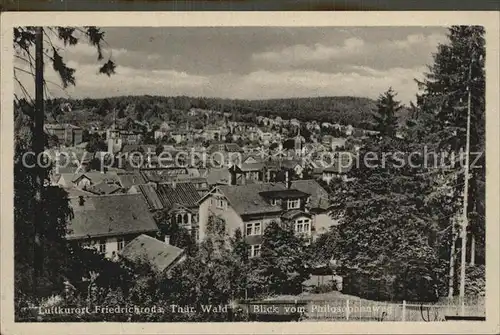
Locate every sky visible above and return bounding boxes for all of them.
[14,26,449,105]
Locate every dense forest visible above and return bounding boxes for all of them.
[45,95,411,130]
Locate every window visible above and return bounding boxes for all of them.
[254,222,261,235]
[248,244,261,258]
[287,199,300,209]
[183,213,190,224]
[176,214,183,224]
[295,219,311,234]
[271,199,278,206]
[295,219,304,233]
[303,219,311,233]
[117,238,125,251]
[216,198,226,209]
[246,222,262,236]
[98,239,106,254]
[246,223,253,236]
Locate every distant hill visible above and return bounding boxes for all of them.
[45,95,411,130]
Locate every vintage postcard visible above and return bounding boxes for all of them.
[1,11,499,335]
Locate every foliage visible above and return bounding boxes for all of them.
[14,105,73,302]
[13,26,117,317]
[160,218,248,321]
[326,26,486,303]
[153,210,197,253]
[330,135,444,302]
[464,264,485,297]
[85,132,106,152]
[309,226,341,267]
[14,27,116,105]
[26,95,406,131]
[414,25,486,270]
[250,220,310,297]
[372,87,402,137]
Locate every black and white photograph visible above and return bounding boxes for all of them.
[1,11,499,334]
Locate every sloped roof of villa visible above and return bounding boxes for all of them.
[120,234,184,273]
[140,167,190,183]
[156,183,202,209]
[214,183,288,216]
[291,179,331,210]
[66,194,158,240]
[138,184,164,210]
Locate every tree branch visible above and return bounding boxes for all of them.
[14,75,34,104]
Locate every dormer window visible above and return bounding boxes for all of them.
[287,199,300,209]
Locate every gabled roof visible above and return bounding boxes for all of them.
[291,179,331,210]
[225,143,244,152]
[140,168,190,183]
[117,171,147,188]
[72,171,119,184]
[216,183,287,216]
[236,162,265,172]
[86,181,122,195]
[120,234,184,273]
[138,184,164,210]
[156,183,202,210]
[280,159,302,169]
[66,194,159,240]
[59,171,120,188]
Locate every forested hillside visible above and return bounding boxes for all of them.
[45,95,411,130]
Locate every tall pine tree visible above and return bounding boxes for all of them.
[372,87,402,137]
[414,25,485,296]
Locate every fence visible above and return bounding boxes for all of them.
[305,297,485,321]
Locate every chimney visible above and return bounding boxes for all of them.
[285,170,290,188]
[164,235,170,245]
[78,196,85,206]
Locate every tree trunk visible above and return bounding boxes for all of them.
[459,54,473,303]
[448,219,457,298]
[33,26,45,298]
[470,234,476,266]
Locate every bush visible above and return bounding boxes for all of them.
[465,264,485,298]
